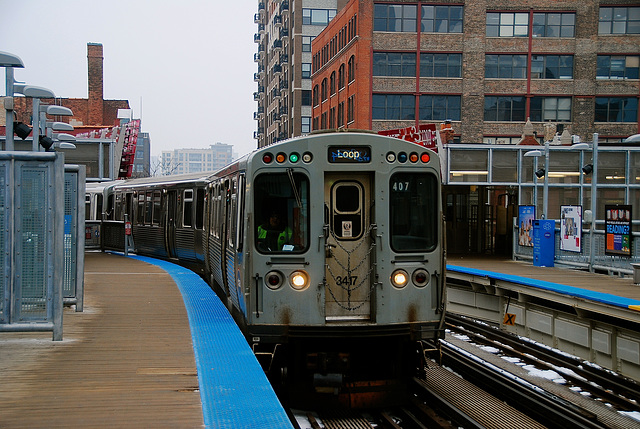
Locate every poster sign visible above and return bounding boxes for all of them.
[518,205,535,247]
[378,124,438,150]
[605,205,632,257]
[560,205,582,253]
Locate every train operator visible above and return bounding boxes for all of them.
[257,210,292,252]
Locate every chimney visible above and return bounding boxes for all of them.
[87,42,104,125]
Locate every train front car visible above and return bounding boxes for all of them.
[243,132,445,408]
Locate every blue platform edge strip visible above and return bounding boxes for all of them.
[447,264,640,311]
[125,254,293,429]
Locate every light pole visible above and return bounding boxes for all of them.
[1,51,25,151]
[582,133,599,272]
[524,148,545,218]
[14,85,56,151]
[39,105,73,151]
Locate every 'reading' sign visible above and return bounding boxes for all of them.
[605,204,632,257]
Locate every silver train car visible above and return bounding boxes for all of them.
[100,132,446,405]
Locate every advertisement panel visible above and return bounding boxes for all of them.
[605,205,632,256]
[560,205,582,253]
[518,205,535,247]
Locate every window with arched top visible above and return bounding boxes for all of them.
[348,55,355,83]
[338,64,345,89]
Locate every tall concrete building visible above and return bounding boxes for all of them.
[311,0,639,144]
[253,0,349,147]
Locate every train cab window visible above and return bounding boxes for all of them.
[389,173,438,252]
[254,172,309,253]
[183,189,193,227]
[331,182,363,239]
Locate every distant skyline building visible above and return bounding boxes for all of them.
[161,143,234,175]
[253,0,349,147]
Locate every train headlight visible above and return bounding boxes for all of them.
[265,271,284,290]
[289,270,309,291]
[412,269,430,287]
[391,269,409,288]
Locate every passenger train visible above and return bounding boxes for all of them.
[90,131,446,406]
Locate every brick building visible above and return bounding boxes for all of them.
[311,0,640,144]
[10,43,130,131]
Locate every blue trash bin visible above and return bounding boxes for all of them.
[533,219,555,267]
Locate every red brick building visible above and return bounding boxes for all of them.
[311,0,372,131]
[312,0,639,144]
[9,43,129,132]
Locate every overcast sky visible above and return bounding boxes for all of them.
[1,0,259,158]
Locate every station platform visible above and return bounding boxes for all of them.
[0,252,292,428]
[447,255,640,311]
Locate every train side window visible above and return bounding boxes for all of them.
[254,172,309,253]
[389,173,438,252]
[85,195,92,220]
[96,194,103,220]
[152,191,161,225]
[331,182,363,240]
[183,189,193,227]
[137,192,145,225]
[196,188,205,230]
[228,179,237,249]
[145,191,153,225]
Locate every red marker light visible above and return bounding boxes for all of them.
[421,153,430,163]
[263,153,273,163]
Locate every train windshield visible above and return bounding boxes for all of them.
[389,172,439,252]
[254,172,309,253]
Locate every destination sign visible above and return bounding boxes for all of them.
[327,146,371,163]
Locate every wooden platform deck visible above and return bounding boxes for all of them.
[0,252,204,428]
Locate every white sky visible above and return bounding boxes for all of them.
[1,0,260,158]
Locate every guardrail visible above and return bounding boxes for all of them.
[513,219,640,276]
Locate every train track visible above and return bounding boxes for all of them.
[290,315,640,428]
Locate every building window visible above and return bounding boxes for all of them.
[301,90,312,106]
[302,36,313,52]
[313,85,319,107]
[530,97,572,122]
[338,64,345,89]
[532,12,575,37]
[337,102,345,127]
[531,55,573,79]
[597,55,640,79]
[372,94,415,120]
[599,7,640,35]
[312,117,319,131]
[373,52,416,77]
[420,53,461,78]
[347,95,355,123]
[321,112,328,129]
[321,78,328,102]
[595,97,639,122]
[302,63,312,79]
[484,96,526,121]
[348,55,356,83]
[421,5,463,33]
[330,71,336,95]
[374,4,417,32]
[419,95,461,121]
[302,116,311,133]
[485,54,527,79]
[302,8,337,26]
[329,107,336,128]
[486,12,529,37]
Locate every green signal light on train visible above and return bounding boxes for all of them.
[289,153,300,163]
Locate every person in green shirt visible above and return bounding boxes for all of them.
[257,210,292,251]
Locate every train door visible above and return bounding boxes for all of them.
[324,173,374,322]
[165,190,178,258]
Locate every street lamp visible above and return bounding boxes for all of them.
[1,51,25,151]
[39,104,74,151]
[15,85,56,151]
